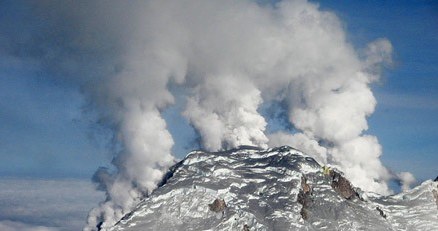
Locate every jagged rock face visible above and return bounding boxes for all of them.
[329,171,357,200]
[433,187,438,209]
[110,146,438,231]
[209,198,227,213]
[376,206,387,219]
[297,176,312,220]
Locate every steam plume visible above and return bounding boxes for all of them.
[184,75,268,151]
[5,0,412,229]
[27,1,186,229]
[397,172,416,192]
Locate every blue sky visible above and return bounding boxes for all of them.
[0,0,437,183]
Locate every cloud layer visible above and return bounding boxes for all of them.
[0,178,104,231]
[0,220,57,231]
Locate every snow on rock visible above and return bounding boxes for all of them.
[109,146,438,231]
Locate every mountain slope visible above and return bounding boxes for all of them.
[110,146,438,231]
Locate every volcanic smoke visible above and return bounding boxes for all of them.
[11,0,407,229]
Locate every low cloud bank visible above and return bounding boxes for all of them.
[0,178,104,231]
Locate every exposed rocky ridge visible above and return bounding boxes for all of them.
[297,176,312,220]
[329,170,358,200]
[433,186,438,209]
[109,146,438,231]
[209,198,227,213]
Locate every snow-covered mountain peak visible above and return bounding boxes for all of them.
[109,146,438,231]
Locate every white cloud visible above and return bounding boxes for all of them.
[0,220,58,231]
[0,178,103,231]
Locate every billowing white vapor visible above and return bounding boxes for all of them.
[18,0,408,229]
[397,172,417,191]
[184,75,268,151]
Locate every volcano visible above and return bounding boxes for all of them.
[107,146,437,231]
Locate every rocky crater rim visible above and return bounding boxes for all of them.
[111,145,438,231]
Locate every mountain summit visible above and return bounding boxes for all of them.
[109,146,438,231]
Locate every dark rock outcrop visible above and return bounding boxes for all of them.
[433,187,438,209]
[209,198,227,213]
[376,207,387,219]
[330,170,357,200]
[298,176,313,220]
